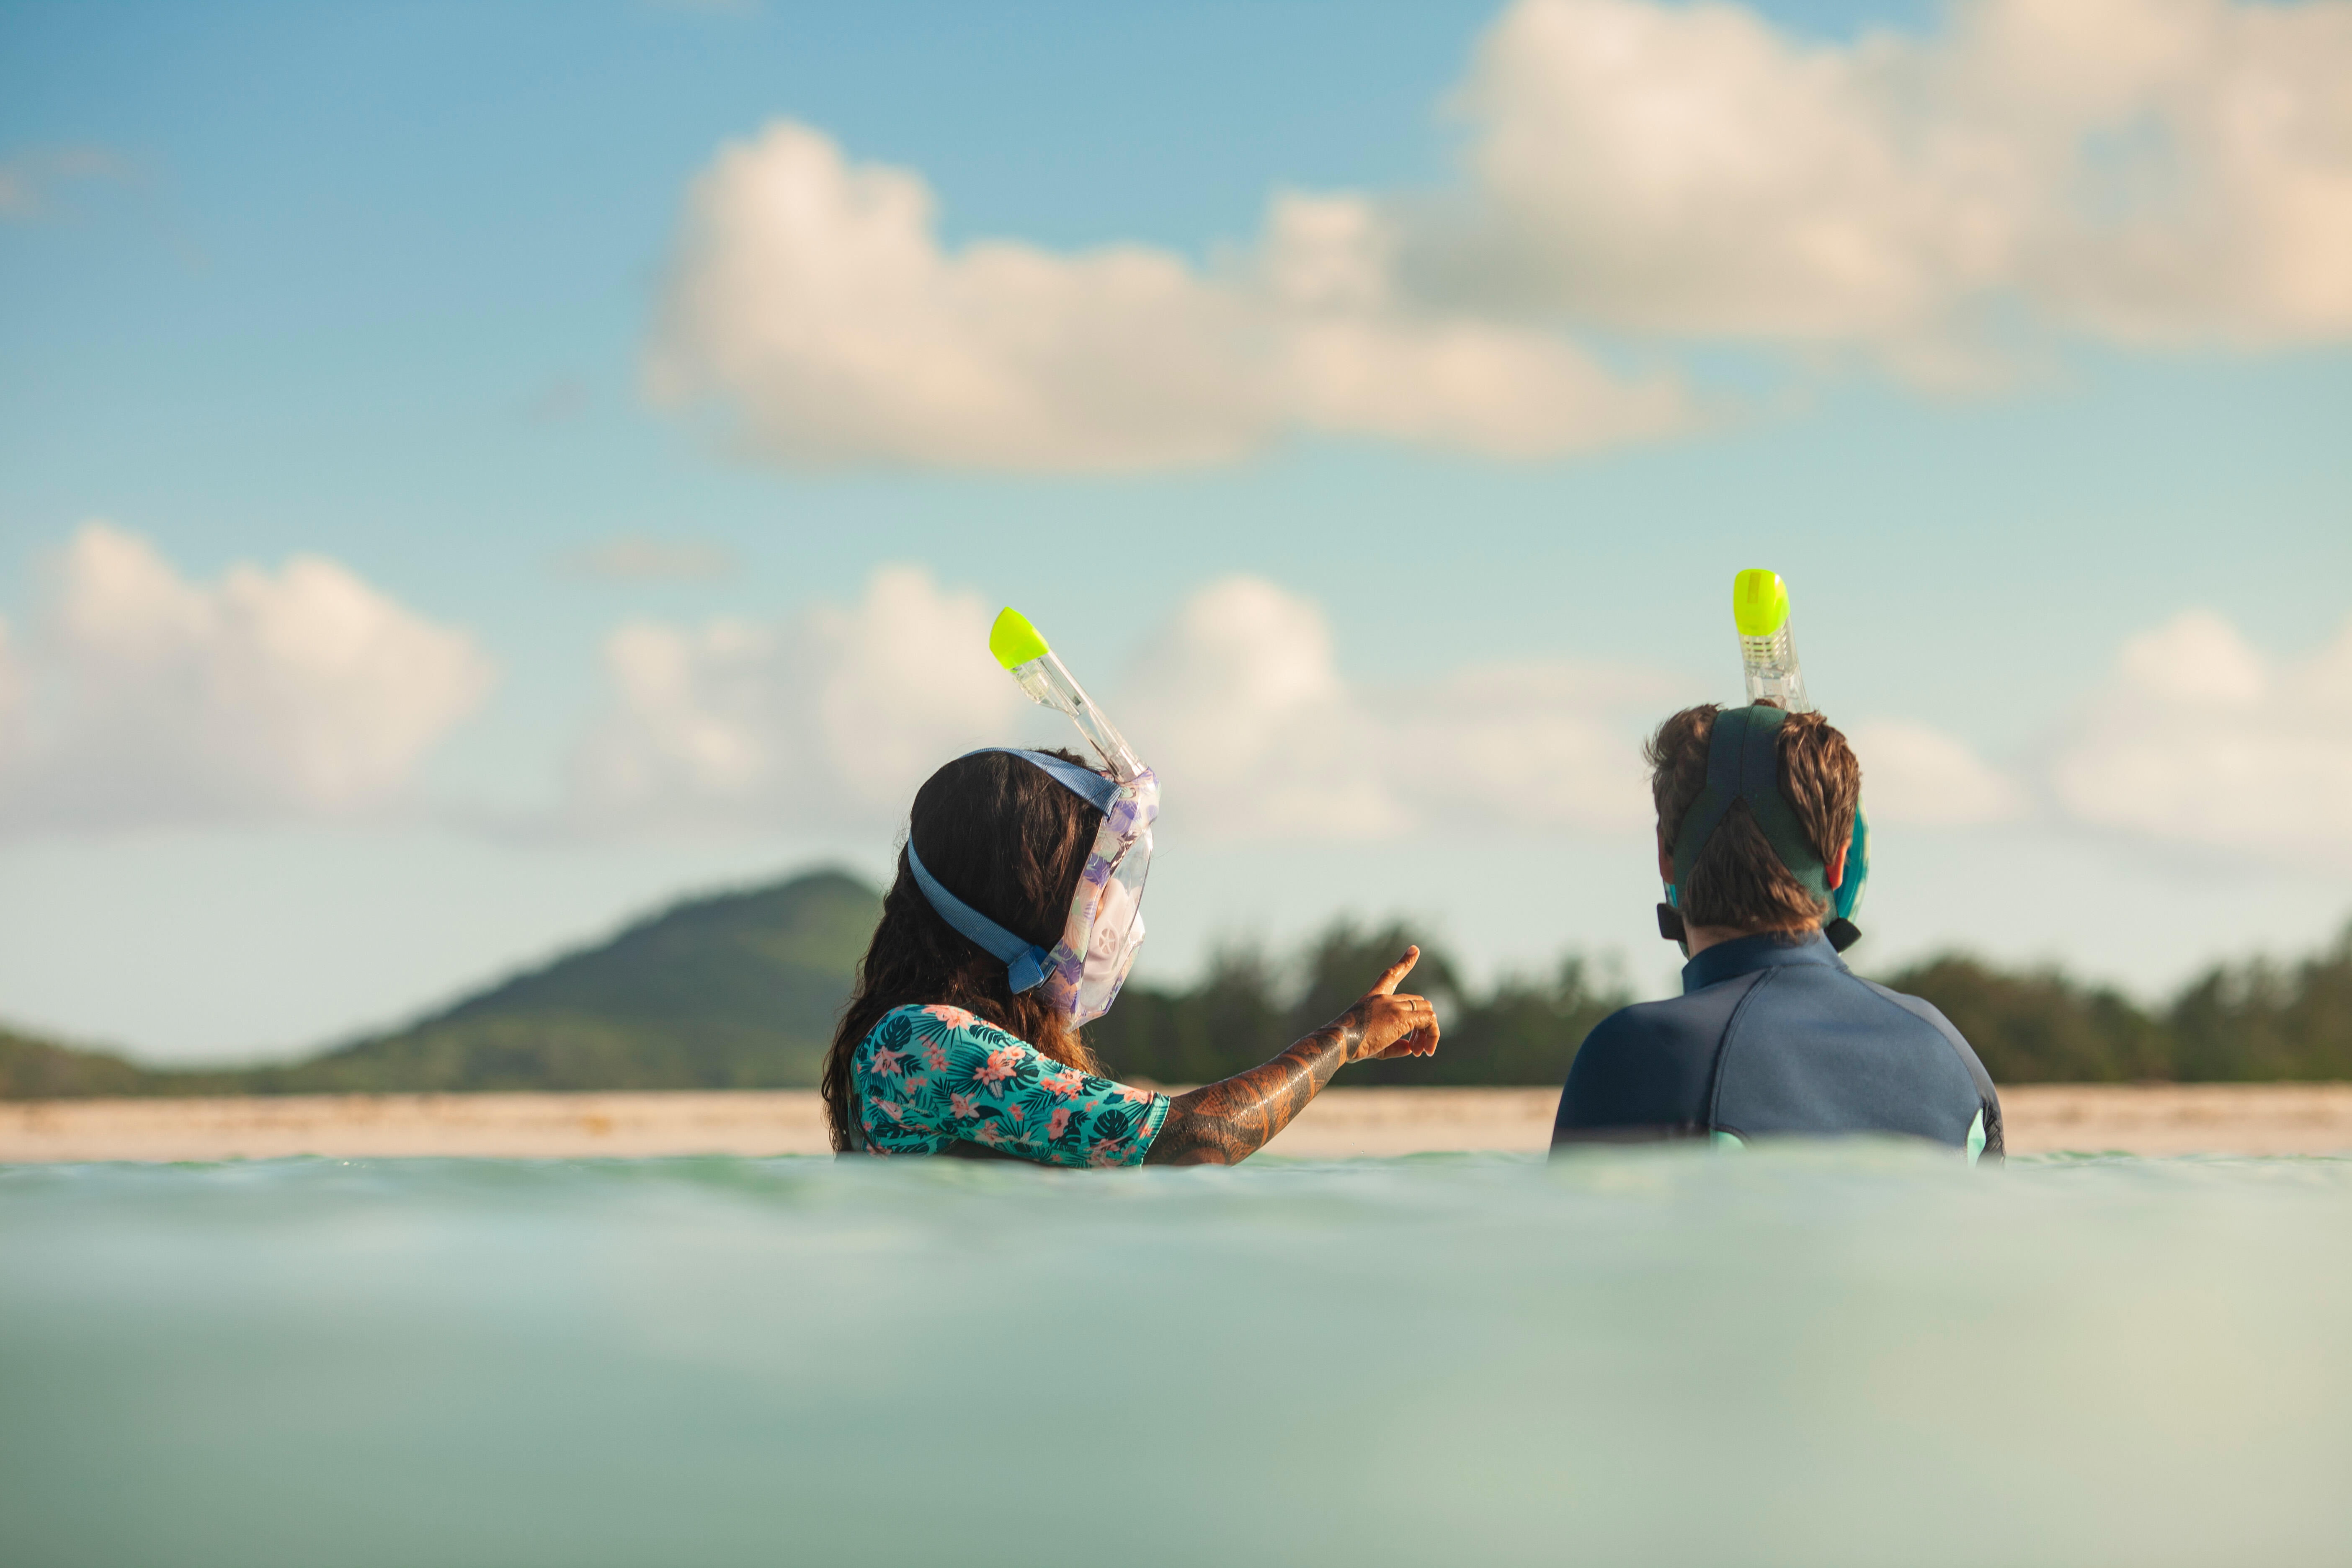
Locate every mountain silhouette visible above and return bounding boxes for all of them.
[0,869,882,1097]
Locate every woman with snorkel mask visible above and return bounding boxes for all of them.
[820,610,1439,1165]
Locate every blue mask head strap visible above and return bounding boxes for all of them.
[996,747,1120,815]
[1662,705,1860,952]
[905,748,1117,994]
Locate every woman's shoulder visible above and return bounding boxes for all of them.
[863,1003,1029,1053]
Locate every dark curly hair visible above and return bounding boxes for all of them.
[821,748,1107,1151]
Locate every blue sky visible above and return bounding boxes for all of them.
[2,0,2348,1062]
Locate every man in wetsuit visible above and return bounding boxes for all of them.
[1551,703,2002,1161]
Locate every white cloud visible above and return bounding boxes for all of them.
[0,621,23,760]
[554,536,738,583]
[1129,597,2057,843]
[1126,577,1676,839]
[649,2,2352,470]
[1120,578,1407,838]
[1845,720,2027,826]
[0,146,130,222]
[0,524,492,830]
[572,565,1032,829]
[2050,609,2352,861]
[571,578,2352,863]
[575,569,1679,840]
[1415,0,2352,358]
[645,121,1688,471]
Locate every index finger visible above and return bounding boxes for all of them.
[1371,946,1420,996]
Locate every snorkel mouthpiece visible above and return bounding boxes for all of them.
[989,606,1146,782]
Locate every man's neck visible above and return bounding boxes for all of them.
[1683,921,1818,959]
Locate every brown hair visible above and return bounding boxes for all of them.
[1647,704,1860,934]
[820,748,1106,1151]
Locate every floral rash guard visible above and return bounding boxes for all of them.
[852,1004,1170,1167]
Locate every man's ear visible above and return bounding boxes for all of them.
[1657,830,1674,885]
[1825,838,1847,892]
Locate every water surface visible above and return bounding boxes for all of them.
[3,1148,2347,1567]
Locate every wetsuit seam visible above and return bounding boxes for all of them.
[1854,977,1991,1114]
[1705,969,1777,1133]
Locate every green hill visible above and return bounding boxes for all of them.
[255,869,883,1092]
[0,1026,180,1099]
[0,869,882,1099]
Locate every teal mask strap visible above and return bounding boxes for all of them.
[1669,706,1831,904]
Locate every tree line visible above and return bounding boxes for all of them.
[1084,919,2352,1088]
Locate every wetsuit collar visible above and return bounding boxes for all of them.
[1681,928,1844,994]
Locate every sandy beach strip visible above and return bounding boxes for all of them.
[2,1083,2348,1162]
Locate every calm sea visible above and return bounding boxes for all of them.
[3,1148,2348,1567]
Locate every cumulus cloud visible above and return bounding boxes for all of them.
[571,565,1035,829]
[645,121,1689,471]
[0,146,129,222]
[648,1,2351,469]
[0,524,492,830]
[581,568,1677,838]
[1118,577,1390,833]
[1417,0,2352,358]
[570,580,2352,868]
[1844,720,2027,826]
[2050,609,2352,861]
[554,536,739,583]
[1126,577,1675,840]
[1126,586,2051,842]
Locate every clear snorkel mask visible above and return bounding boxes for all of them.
[904,608,1158,1028]
[1658,570,1869,954]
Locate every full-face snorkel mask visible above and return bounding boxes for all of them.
[1657,570,1870,956]
[904,608,1156,1028]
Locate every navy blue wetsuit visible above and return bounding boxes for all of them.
[1551,930,2002,1157]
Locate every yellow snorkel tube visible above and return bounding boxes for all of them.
[988,607,1146,784]
[1734,568,1809,713]
[1730,568,1869,937]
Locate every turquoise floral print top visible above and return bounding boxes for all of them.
[852,1003,1170,1167]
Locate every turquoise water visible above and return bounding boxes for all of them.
[3,1149,2349,1568]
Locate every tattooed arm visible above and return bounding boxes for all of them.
[1143,946,1439,1166]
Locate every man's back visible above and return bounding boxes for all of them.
[1552,931,2002,1157]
